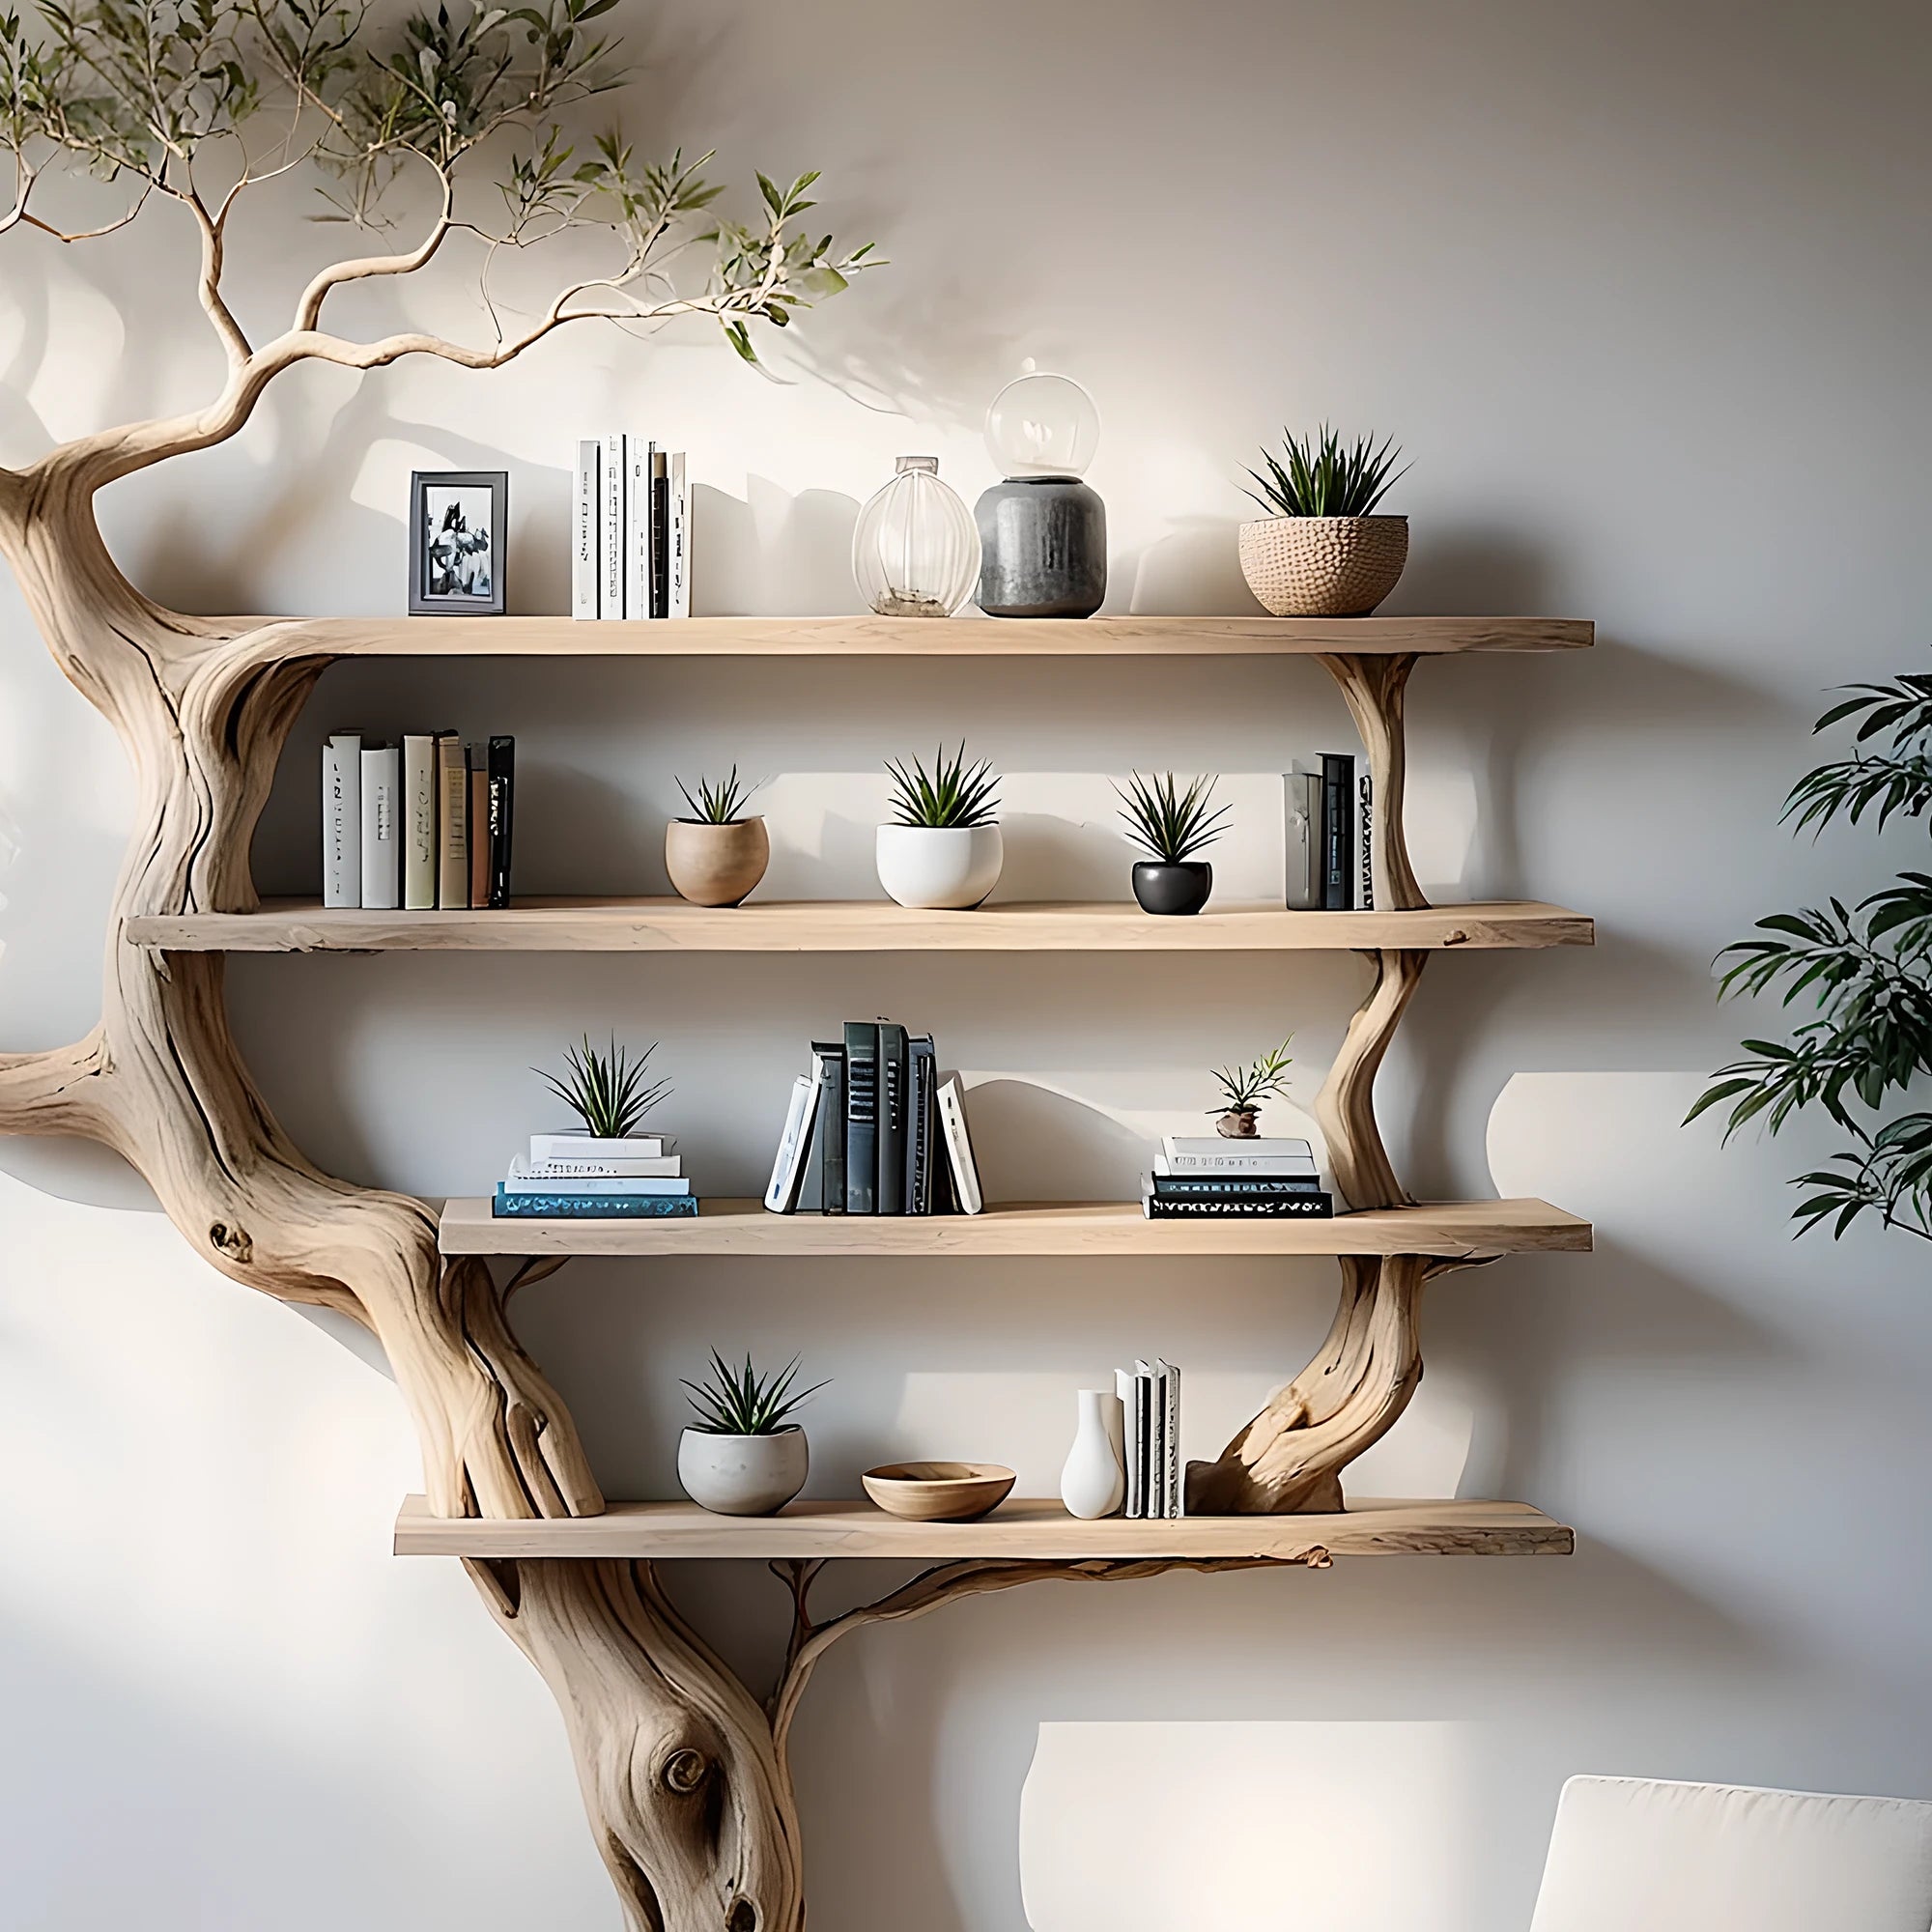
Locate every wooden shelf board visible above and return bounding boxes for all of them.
[436,1196,1592,1259]
[393,1493,1573,1560]
[127,896,1595,953]
[244,612,1594,660]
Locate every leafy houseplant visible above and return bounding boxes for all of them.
[876,744,1005,910]
[676,1351,827,1516]
[537,1036,670,1140]
[1690,668,1932,1242]
[667,766,768,908]
[1237,425,1410,617]
[1116,772,1231,915]
[1208,1038,1294,1138]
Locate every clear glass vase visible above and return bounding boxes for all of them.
[852,456,980,618]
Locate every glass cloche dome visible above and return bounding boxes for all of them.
[983,373,1101,480]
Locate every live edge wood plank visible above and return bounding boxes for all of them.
[393,1493,1575,1560]
[126,897,1595,953]
[437,1197,1593,1259]
[246,612,1594,660]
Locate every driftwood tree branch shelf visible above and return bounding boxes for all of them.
[0,525,1592,1931]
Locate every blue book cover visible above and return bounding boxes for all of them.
[492,1193,700,1219]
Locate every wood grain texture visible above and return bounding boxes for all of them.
[1321,651,1425,910]
[221,611,1596,660]
[397,1493,1574,1560]
[128,896,1596,952]
[1316,948,1430,1212]
[438,1196,1593,1259]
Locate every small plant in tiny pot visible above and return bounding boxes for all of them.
[666,766,768,908]
[677,1351,826,1517]
[536,1035,670,1141]
[1116,772,1230,916]
[876,742,1004,910]
[1238,425,1409,617]
[1208,1037,1294,1138]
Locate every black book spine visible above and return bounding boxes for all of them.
[877,1022,908,1215]
[485,735,514,908]
[907,1037,934,1214]
[813,1041,845,1213]
[1321,753,1353,910]
[651,452,670,619]
[843,1021,877,1214]
[1145,1193,1334,1218]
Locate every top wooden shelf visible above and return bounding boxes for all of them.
[239,613,1594,661]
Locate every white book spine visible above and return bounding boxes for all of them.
[763,1074,818,1214]
[322,732,360,907]
[515,1157,678,1179]
[572,440,601,619]
[626,439,653,621]
[359,745,400,910]
[1164,1136,1312,1158]
[937,1076,982,1213]
[1116,1368,1141,1519]
[528,1132,668,1163]
[500,1176,690,1197]
[1359,772,1375,910]
[601,433,627,618]
[668,451,689,617]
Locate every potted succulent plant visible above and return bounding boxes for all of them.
[876,743,1003,909]
[667,766,768,907]
[677,1350,826,1517]
[1208,1037,1294,1138]
[536,1034,670,1138]
[1238,425,1409,616]
[1116,771,1230,915]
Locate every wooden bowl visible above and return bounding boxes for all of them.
[862,1462,1016,1521]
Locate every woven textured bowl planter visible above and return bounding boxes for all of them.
[1238,515,1409,616]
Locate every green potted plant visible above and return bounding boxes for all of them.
[667,767,767,907]
[677,1350,826,1516]
[536,1035,670,1142]
[1238,425,1409,616]
[1115,772,1230,915]
[876,743,1003,909]
[1208,1037,1294,1138]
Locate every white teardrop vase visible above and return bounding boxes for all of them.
[1060,1388,1126,1519]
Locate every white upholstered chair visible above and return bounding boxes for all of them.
[1528,1775,1932,1932]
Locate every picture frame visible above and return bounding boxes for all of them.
[409,469,508,616]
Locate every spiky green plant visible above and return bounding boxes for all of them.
[885,743,1001,828]
[682,1351,826,1435]
[536,1035,670,1139]
[675,767,758,824]
[1208,1037,1295,1117]
[1689,664,1932,1241]
[1114,772,1231,864]
[1245,426,1408,518]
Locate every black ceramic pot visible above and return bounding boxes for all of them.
[1132,861,1212,916]
[975,477,1107,617]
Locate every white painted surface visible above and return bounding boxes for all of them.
[4,3,1931,1927]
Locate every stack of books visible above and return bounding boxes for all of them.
[323,731,513,911]
[1285,753,1373,910]
[1142,1136,1333,1218]
[492,1130,694,1219]
[765,1021,983,1215]
[573,437,691,620]
[1118,1359,1181,1518]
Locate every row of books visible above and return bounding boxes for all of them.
[572,438,691,620]
[1141,1135,1334,1218]
[1286,753,1372,910]
[491,1131,695,1219]
[765,1022,984,1215]
[322,731,514,911]
[1119,1359,1182,1518]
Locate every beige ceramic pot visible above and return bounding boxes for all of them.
[1238,515,1409,616]
[665,816,769,907]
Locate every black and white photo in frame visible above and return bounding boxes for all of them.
[409,469,508,615]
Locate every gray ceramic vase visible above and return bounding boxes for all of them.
[975,477,1107,618]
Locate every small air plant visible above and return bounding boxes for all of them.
[1208,1037,1294,1138]
[1114,771,1231,864]
[1245,425,1407,519]
[682,1350,827,1436]
[535,1035,670,1140]
[885,742,1001,828]
[675,766,759,824]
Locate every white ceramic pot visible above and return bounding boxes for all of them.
[875,823,1004,910]
[1060,1388,1126,1519]
[677,1427,809,1517]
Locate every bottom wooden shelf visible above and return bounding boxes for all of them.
[393,1494,1573,1561]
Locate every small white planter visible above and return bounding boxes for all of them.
[875,823,1004,910]
[677,1427,808,1517]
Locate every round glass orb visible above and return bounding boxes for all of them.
[984,373,1100,480]
[852,456,981,618]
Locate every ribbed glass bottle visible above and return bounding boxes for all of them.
[851,456,981,618]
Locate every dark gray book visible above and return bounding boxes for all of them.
[843,1020,878,1214]
[485,735,514,908]
[811,1040,844,1213]
[1321,752,1354,910]
[877,1021,908,1215]
[907,1034,936,1214]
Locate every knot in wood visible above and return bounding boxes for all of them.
[208,1220,254,1263]
[663,1746,709,1795]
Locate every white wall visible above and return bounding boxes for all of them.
[5,3,1931,1927]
